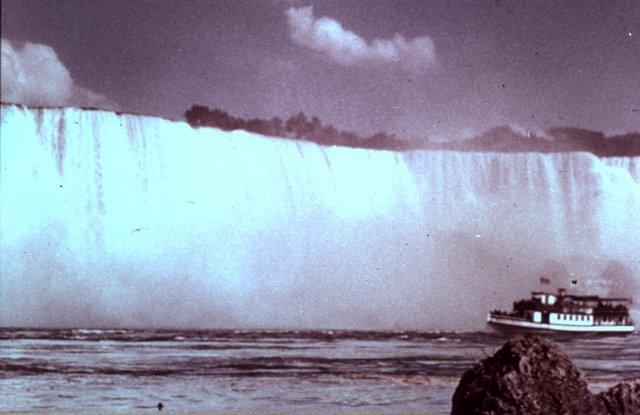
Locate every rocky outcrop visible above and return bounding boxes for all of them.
[598,379,640,415]
[451,336,639,415]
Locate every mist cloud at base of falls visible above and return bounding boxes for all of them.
[1,105,639,330]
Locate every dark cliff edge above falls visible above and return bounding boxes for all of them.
[5,102,640,156]
[183,104,640,156]
[451,336,640,415]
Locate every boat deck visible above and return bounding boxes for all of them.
[487,314,635,334]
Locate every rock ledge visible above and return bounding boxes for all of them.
[451,336,639,415]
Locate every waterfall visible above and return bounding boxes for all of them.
[1,104,639,329]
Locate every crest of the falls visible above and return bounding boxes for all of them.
[1,104,639,329]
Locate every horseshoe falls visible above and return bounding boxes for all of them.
[1,104,639,330]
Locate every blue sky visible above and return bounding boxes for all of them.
[2,0,639,139]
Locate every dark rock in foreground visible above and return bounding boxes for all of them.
[451,336,639,415]
[598,379,640,415]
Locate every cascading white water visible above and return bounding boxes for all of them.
[1,104,639,330]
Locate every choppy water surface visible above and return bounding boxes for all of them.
[1,328,638,413]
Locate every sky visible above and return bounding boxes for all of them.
[1,0,639,139]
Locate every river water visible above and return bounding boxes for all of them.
[1,328,638,413]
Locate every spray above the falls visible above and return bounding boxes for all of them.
[1,104,639,330]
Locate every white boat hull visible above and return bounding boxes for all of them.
[487,315,635,334]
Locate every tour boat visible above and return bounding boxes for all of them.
[487,288,635,334]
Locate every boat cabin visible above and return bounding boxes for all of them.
[489,287,634,332]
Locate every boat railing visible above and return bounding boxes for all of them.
[594,304,629,314]
[489,311,529,321]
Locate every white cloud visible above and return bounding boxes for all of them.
[1,38,115,109]
[286,6,435,70]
